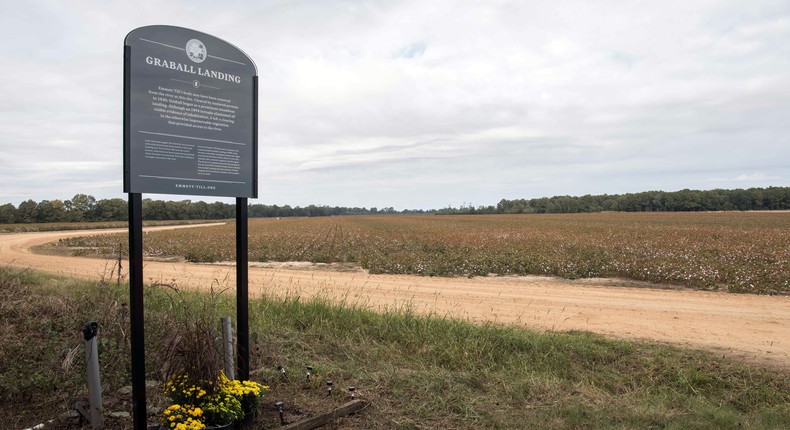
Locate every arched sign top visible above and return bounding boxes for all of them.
[125,25,257,76]
[124,25,258,198]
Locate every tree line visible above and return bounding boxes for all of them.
[467,187,790,214]
[0,194,411,224]
[1,187,788,224]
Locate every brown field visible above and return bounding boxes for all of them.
[2,214,789,370]
[61,212,790,294]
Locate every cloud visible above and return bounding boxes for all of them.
[1,0,789,208]
[735,173,781,182]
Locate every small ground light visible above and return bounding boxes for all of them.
[278,364,286,378]
[275,401,285,425]
[348,386,356,400]
[326,380,333,395]
[306,365,313,381]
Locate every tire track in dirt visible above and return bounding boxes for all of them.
[2,224,788,370]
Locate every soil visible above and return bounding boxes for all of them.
[2,224,788,370]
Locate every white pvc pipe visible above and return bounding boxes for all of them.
[221,316,235,380]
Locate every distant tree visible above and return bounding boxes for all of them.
[277,205,294,217]
[187,200,210,219]
[17,200,38,223]
[94,198,128,221]
[35,200,67,223]
[750,188,765,210]
[142,199,168,220]
[0,203,17,224]
[166,200,189,220]
[761,187,790,210]
[729,189,752,210]
[207,202,233,219]
[680,189,702,211]
[66,194,97,221]
[50,199,68,220]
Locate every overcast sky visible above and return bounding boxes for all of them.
[1,0,789,209]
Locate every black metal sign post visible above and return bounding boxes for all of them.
[124,26,257,429]
[236,197,249,381]
[127,193,145,427]
[237,76,258,382]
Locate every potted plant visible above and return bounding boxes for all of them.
[156,285,267,429]
[161,371,266,429]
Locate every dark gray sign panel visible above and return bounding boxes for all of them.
[124,26,257,198]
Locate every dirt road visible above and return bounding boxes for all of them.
[2,224,788,370]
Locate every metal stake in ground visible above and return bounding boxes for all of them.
[83,321,104,429]
[275,401,286,426]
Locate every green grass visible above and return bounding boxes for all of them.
[1,267,788,429]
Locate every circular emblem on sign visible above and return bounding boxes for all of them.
[185,39,207,63]
[192,80,201,88]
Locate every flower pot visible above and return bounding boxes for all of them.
[239,410,257,427]
[206,423,233,430]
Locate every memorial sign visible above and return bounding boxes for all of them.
[124,25,257,198]
[123,26,257,429]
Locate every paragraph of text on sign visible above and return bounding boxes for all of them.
[149,86,238,132]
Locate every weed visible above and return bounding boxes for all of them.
[1,268,788,429]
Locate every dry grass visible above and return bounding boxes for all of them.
[2,267,788,429]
